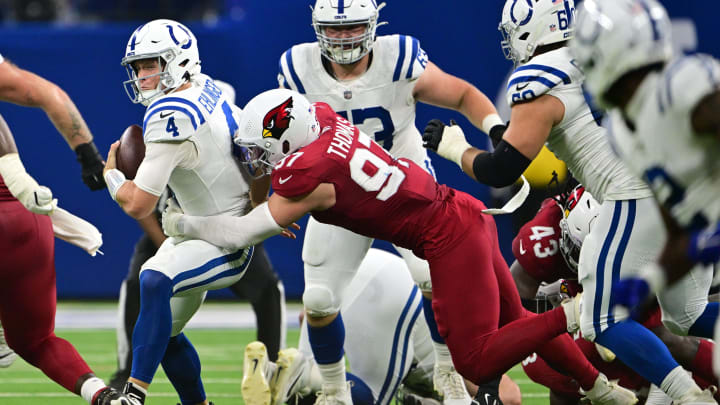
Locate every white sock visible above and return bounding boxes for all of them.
[646,384,673,405]
[660,365,701,400]
[80,377,107,404]
[317,359,347,391]
[432,342,453,368]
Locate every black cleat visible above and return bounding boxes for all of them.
[93,386,135,405]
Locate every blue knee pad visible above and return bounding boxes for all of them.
[688,302,719,338]
[307,312,345,364]
[131,270,174,383]
[162,333,206,405]
[595,320,678,386]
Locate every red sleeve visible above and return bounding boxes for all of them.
[271,147,327,198]
[512,198,574,283]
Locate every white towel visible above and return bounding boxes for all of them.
[50,207,103,256]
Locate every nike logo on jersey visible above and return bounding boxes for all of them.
[160,111,175,119]
[519,240,527,255]
[516,83,530,91]
[278,175,293,184]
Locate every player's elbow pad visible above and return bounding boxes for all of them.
[183,202,283,250]
[472,140,531,188]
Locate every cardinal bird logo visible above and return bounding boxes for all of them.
[262,96,294,139]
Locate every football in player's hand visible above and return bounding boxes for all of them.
[116,124,145,180]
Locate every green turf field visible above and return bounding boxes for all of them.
[0,329,549,405]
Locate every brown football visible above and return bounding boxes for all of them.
[116,124,145,180]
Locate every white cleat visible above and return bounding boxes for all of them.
[272,348,309,405]
[242,341,272,405]
[561,293,582,333]
[676,387,717,405]
[582,373,638,405]
[314,382,353,405]
[0,327,17,368]
[432,365,472,405]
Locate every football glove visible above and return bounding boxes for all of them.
[612,277,650,312]
[422,119,471,167]
[162,198,185,237]
[0,153,57,215]
[75,141,106,191]
[687,223,720,265]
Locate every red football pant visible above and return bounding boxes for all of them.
[428,202,597,388]
[0,200,92,392]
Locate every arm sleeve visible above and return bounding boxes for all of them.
[180,202,283,250]
[471,139,531,187]
[133,141,198,196]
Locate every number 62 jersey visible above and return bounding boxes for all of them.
[277,35,430,167]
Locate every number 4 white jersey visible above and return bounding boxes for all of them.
[506,48,651,202]
[140,74,250,217]
[607,54,720,230]
[277,35,431,167]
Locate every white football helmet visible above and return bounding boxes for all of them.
[569,0,672,105]
[121,19,201,106]
[499,0,576,67]
[312,0,386,64]
[235,89,320,176]
[559,185,600,272]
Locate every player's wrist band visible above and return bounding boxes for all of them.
[481,114,504,135]
[104,169,127,202]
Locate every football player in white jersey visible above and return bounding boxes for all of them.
[569,0,720,378]
[277,2,505,404]
[242,249,521,405]
[102,19,259,405]
[422,0,714,402]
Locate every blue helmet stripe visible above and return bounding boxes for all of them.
[513,64,572,84]
[285,49,306,94]
[638,0,660,41]
[406,37,419,79]
[507,75,560,90]
[148,97,206,124]
[338,0,344,14]
[143,106,198,132]
[392,35,407,82]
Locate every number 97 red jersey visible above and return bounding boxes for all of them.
[512,198,576,283]
[270,102,459,256]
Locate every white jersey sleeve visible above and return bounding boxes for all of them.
[658,54,720,118]
[505,51,581,107]
[278,45,308,94]
[142,95,207,143]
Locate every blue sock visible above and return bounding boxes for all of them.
[162,333,206,405]
[346,372,374,405]
[595,320,678,386]
[131,270,173,383]
[307,313,345,364]
[422,295,444,343]
[688,302,719,338]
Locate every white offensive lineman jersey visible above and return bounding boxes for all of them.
[507,48,651,202]
[278,35,432,168]
[607,54,720,230]
[140,74,250,216]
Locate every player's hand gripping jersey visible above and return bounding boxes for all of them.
[271,102,463,258]
[506,48,651,203]
[607,54,720,230]
[278,35,430,166]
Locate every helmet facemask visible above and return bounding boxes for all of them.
[235,141,276,178]
[312,1,386,65]
[122,50,180,106]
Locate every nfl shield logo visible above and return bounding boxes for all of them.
[343,90,352,100]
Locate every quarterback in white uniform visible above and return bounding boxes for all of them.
[102,19,257,405]
[570,0,720,380]
[277,1,505,405]
[423,0,713,403]
[241,249,521,405]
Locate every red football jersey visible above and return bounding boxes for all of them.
[271,103,459,256]
[0,176,14,201]
[512,198,576,283]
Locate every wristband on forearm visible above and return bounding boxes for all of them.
[104,169,127,201]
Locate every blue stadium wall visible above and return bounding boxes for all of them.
[0,1,716,299]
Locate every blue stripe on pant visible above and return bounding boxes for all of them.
[172,246,254,294]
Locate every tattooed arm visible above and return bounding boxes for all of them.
[0,59,106,190]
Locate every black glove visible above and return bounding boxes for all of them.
[75,141,106,190]
[422,119,454,152]
[488,124,508,148]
